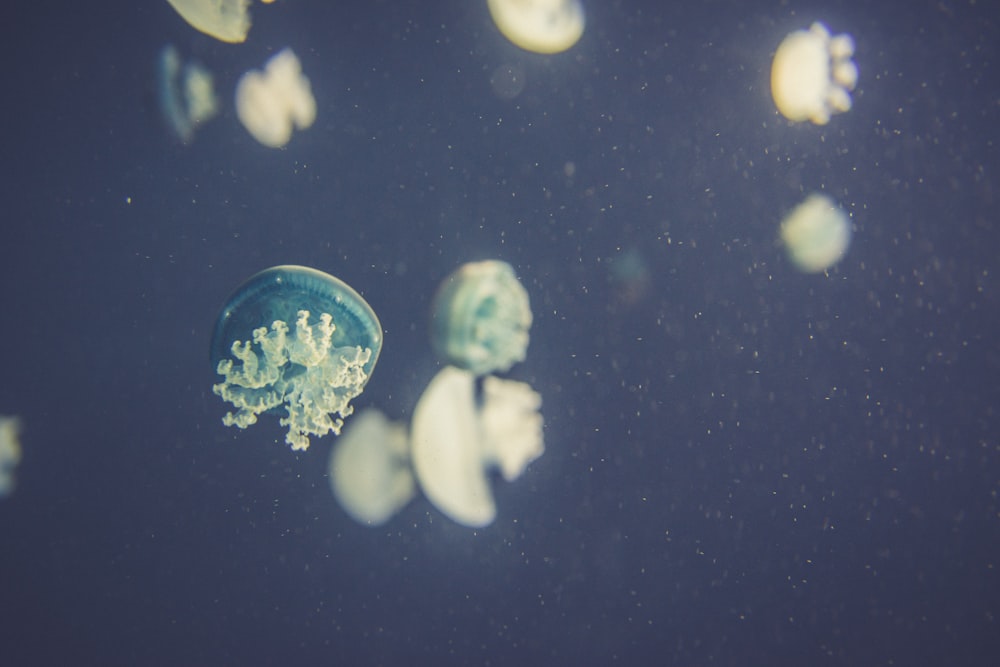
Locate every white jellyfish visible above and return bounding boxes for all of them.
[166,0,252,43]
[328,410,416,526]
[158,45,219,144]
[410,366,544,528]
[780,193,852,272]
[0,416,23,498]
[235,48,317,148]
[487,0,585,54]
[771,22,858,125]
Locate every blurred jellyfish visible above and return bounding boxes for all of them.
[487,0,585,54]
[235,48,316,148]
[166,0,252,43]
[0,416,22,498]
[431,260,532,377]
[410,366,544,528]
[771,22,858,125]
[780,193,852,273]
[158,45,219,144]
[328,409,415,525]
[211,266,382,451]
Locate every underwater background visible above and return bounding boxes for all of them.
[1,1,998,665]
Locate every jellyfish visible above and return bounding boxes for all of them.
[0,416,22,498]
[166,0,252,43]
[410,366,544,528]
[158,45,219,144]
[431,260,532,377]
[771,22,858,125]
[487,0,585,54]
[328,409,415,525]
[780,193,852,273]
[211,265,383,451]
[235,48,316,148]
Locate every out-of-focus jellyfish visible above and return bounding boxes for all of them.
[431,260,532,377]
[487,0,585,54]
[780,193,852,272]
[771,22,858,125]
[410,366,544,528]
[235,48,316,148]
[211,266,383,451]
[328,409,415,525]
[166,0,252,43]
[158,45,219,144]
[0,416,22,498]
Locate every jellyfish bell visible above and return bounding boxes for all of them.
[431,260,532,377]
[158,45,219,144]
[780,193,852,273]
[771,22,858,125]
[329,409,415,526]
[0,416,23,498]
[211,265,383,451]
[410,366,544,528]
[487,0,585,54]
[236,48,316,148]
[166,0,252,43]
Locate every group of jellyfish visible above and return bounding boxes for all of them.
[151,2,864,524]
[211,261,542,527]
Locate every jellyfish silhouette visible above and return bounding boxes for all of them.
[211,265,382,451]
[430,260,531,377]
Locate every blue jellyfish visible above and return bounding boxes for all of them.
[430,260,532,376]
[211,265,382,451]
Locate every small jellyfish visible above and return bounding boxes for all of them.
[235,48,316,148]
[780,193,852,273]
[211,266,383,451]
[166,0,252,43]
[771,22,858,125]
[0,416,22,498]
[410,366,544,528]
[158,45,219,144]
[328,409,415,526]
[431,260,532,377]
[487,0,585,54]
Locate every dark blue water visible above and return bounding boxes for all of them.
[1,1,997,665]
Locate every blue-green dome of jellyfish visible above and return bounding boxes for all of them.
[430,260,532,377]
[210,265,383,451]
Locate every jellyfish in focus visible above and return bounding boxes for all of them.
[780,193,852,273]
[431,260,532,377]
[410,366,544,528]
[0,416,22,498]
[487,0,585,54]
[771,22,858,125]
[211,266,382,451]
[166,0,252,43]
[158,45,219,144]
[328,409,415,525]
[235,48,316,148]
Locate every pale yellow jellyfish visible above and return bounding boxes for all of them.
[235,48,317,148]
[329,410,415,526]
[487,0,585,54]
[411,366,544,528]
[0,416,23,498]
[780,193,852,272]
[771,22,858,125]
[158,45,219,144]
[166,0,252,43]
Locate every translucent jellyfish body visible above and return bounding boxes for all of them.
[487,0,585,54]
[771,22,858,125]
[158,45,219,144]
[431,260,532,376]
[211,266,382,451]
[410,366,544,528]
[167,0,252,43]
[780,193,852,272]
[0,416,22,498]
[236,49,316,149]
